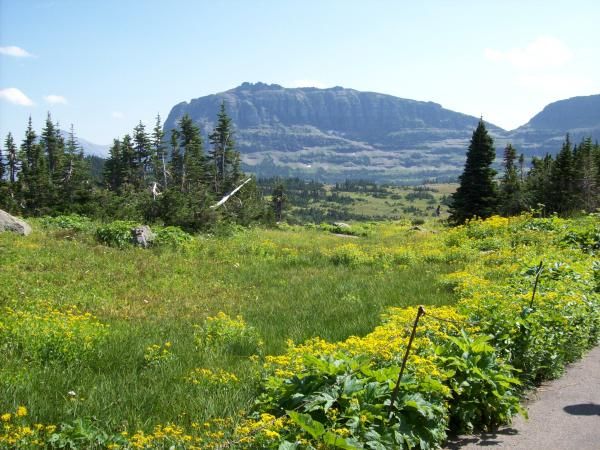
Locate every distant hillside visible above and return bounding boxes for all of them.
[164,83,599,182]
[164,83,505,183]
[505,94,600,156]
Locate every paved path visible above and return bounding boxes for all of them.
[446,345,600,450]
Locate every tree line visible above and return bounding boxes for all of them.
[0,103,267,230]
[450,120,600,224]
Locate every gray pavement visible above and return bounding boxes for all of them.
[446,345,600,450]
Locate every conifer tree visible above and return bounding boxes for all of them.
[499,144,527,215]
[104,138,124,191]
[40,112,65,186]
[152,114,168,189]
[271,182,286,221]
[61,125,92,210]
[133,121,151,186]
[4,132,18,184]
[19,117,49,214]
[449,120,498,224]
[209,102,241,195]
[169,128,183,190]
[120,134,137,187]
[549,135,576,214]
[178,114,205,193]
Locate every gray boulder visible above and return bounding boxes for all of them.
[131,225,155,248]
[0,209,32,235]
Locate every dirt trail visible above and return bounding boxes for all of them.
[446,345,600,450]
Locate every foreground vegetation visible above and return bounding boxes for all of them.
[1,212,598,448]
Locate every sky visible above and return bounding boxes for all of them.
[1,0,599,145]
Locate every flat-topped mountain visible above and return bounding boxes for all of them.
[164,83,599,182]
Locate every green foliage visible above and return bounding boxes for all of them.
[258,355,449,450]
[95,220,139,248]
[449,120,498,224]
[40,214,93,232]
[195,312,264,357]
[0,304,108,364]
[152,226,193,248]
[437,331,522,433]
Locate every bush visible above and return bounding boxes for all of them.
[194,312,263,357]
[40,214,93,232]
[153,226,194,248]
[95,220,138,248]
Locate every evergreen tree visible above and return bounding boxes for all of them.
[169,128,183,190]
[573,137,598,212]
[499,144,527,215]
[151,114,168,189]
[526,154,553,214]
[40,112,65,186]
[61,125,92,211]
[548,135,576,214]
[209,102,241,195]
[449,119,498,224]
[178,114,205,193]
[120,134,137,187]
[4,132,19,184]
[104,138,124,191]
[133,121,151,186]
[19,117,49,214]
[271,181,286,221]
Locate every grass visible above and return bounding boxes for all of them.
[0,220,458,432]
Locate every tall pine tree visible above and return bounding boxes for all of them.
[449,119,498,224]
[209,102,241,195]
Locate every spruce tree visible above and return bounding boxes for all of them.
[104,138,124,192]
[61,125,92,210]
[271,182,286,221]
[499,144,527,216]
[209,102,240,195]
[152,114,168,189]
[549,135,576,214]
[133,121,151,186]
[449,120,498,224]
[4,132,18,184]
[19,117,49,214]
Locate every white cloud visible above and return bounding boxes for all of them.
[0,87,34,106]
[484,36,572,70]
[289,79,327,89]
[111,111,124,119]
[0,46,34,58]
[44,94,68,104]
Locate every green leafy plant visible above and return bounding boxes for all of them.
[95,220,139,248]
[437,331,523,433]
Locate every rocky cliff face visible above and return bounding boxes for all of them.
[164,84,599,182]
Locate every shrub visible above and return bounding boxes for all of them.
[40,214,93,232]
[194,312,263,357]
[95,220,138,248]
[153,226,194,248]
[437,331,522,433]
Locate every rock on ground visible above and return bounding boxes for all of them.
[0,209,32,235]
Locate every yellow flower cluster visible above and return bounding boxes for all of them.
[143,341,174,366]
[185,367,239,385]
[0,302,108,362]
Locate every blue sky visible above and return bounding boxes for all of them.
[1,0,599,145]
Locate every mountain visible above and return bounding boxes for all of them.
[164,83,600,183]
[58,130,110,157]
[505,94,600,156]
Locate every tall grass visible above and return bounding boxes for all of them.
[0,221,456,432]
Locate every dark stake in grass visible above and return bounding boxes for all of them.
[388,305,425,419]
[529,260,544,309]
